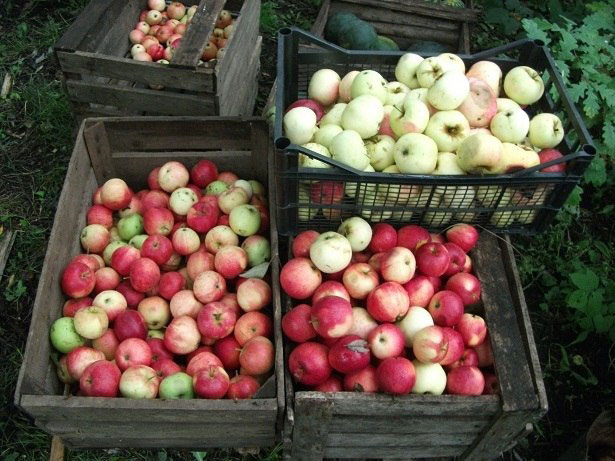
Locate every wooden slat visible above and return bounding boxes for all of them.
[56,51,215,93]
[172,0,226,68]
[94,1,142,57]
[336,0,479,22]
[327,431,476,447]
[61,435,274,449]
[49,436,64,461]
[310,0,330,35]
[324,445,464,458]
[0,230,15,278]
[65,80,215,116]
[84,120,116,184]
[253,373,276,399]
[291,397,331,460]
[369,21,459,45]
[330,415,491,434]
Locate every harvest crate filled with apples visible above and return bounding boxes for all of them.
[278,218,547,460]
[274,28,596,236]
[15,118,285,450]
[54,0,261,122]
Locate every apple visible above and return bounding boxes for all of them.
[490,108,530,143]
[389,99,430,138]
[446,365,485,395]
[100,178,132,210]
[116,281,145,308]
[538,148,566,173]
[443,242,466,277]
[56,356,74,383]
[148,337,173,362]
[424,110,470,152]
[80,360,121,397]
[338,70,360,101]
[397,306,434,347]
[342,263,379,300]
[385,81,410,106]
[204,225,239,253]
[314,376,343,392]
[61,261,95,299]
[394,133,438,174]
[458,77,497,127]
[282,304,317,343]
[365,135,395,171]
[218,186,249,215]
[93,267,121,294]
[286,99,325,122]
[158,161,189,193]
[378,105,396,138]
[234,311,273,346]
[73,306,108,340]
[237,278,271,312]
[114,310,147,343]
[115,337,153,371]
[415,242,450,277]
[503,66,544,105]
[79,224,110,254]
[395,225,428,253]
[308,69,341,106]
[164,315,201,355]
[284,107,318,145]
[377,357,415,395]
[427,71,470,111]
[337,217,372,252]
[169,289,203,318]
[366,281,410,323]
[380,247,416,285]
[341,95,384,139]
[311,295,353,339]
[143,207,174,236]
[402,276,434,308]
[314,124,343,150]
[416,56,458,88]
[110,245,140,277]
[457,313,487,347]
[229,204,260,237]
[447,347,479,369]
[368,323,405,359]
[411,360,447,395]
[120,364,160,398]
[457,132,503,173]
[158,371,195,399]
[129,257,160,293]
[344,307,376,341]
[193,270,226,304]
[446,223,479,252]
[137,296,170,330]
[329,130,370,170]
[351,70,387,103]
[219,293,241,317]
[291,231,319,259]
[214,245,247,279]
[157,271,185,301]
[412,325,447,363]
[213,335,241,370]
[67,347,106,380]
[321,103,347,126]
[239,336,274,376]
[312,282,350,306]
[488,143,540,174]
[186,351,223,377]
[197,301,236,339]
[288,342,332,386]
[445,272,481,306]
[309,232,352,274]
[190,159,218,188]
[395,53,424,89]
[529,112,564,149]
[171,227,200,256]
[205,180,229,196]
[344,365,378,392]
[71,254,102,272]
[439,327,465,366]
[466,61,502,97]
[186,249,215,281]
[63,297,92,317]
[131,44,146,58]
[227,375,261,399]
[328,335,371,374]
[135,21,150,34]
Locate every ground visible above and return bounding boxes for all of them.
[1,1,613,460]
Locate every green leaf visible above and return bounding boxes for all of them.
[583,89,600,118]
[602,121,615,151]
[593,314,613,333]
[488,8,520,35]
[567,330,589,346]
[584,156,607,186]
[522,19,551,45]
[570,270,600,291]
[568,82,588,103]
[239,261,271,279]
[567,289,588,309]
[192,452,207,461]
[558,29,577,60]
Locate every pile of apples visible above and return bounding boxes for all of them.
[283,52,568,227]
[49,159,275,401]
[129,0,235,64]
[281,219,496,396]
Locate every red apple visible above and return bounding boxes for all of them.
[412,325,447,364]
[328,335,371,374]
[100,178,132,211]
[288,342,332,386]
[193,270,226,304]
[430,233,446,244]
[70,254,102,273]
[239,336,274,376]
[311,296,353,339]
[164,315,201,355]
[61,261,96,298]
[115,338,153,371]
[427,275,442,292]
[415,242,450,277]
[204,225,239,254]
[142,190,169,211]
[67,347,105,380]
[314,375,343,392]
[427,290,464,327]
[376,357,416,395]
[220,293,241,317]
[280,257,322,300]
[116,281,145,308]
[343,365,379,392]
[151,358,182,378]
[186,345,213,363]
[397,225,431,252]
[92,289,127,322]
[474,333,494,367]
[342,263,379,300]
[111,245,141,276]
[439,327,465,366]
[445,272,481,306]
[402,275,434,308]
[445,224,479,253]
[63,297,93,317]
[463,254,473,273]
[309,181,344,205]
[282,304,317,343]
[187,201,219,233]
[380,247,416,284]
[172,227,200,256]
[130,258,161,293]
[214,245,248,279]
[237,278,271,312]
[312,280,350,305]
[93,267,121,294]
[538,148,566,173]
[193,365,229,399]
[168,290,202,319]
[80,360,121,397]
[446,366,484,395]
[292,230,320,258]
[368,323,405,359]
[217,171,239,185]
[227,375,261,399]
[197,301,236,339]
[214,335,241,370]
[161,251,182,271]
[158,271,185,301]
[147,337,174,362]
[368,252,386,273]
[190,159,218,187]
[457,313,487,347]
[114,309,148,341]
[447,348,479,369]
[147,167,162,190]
[366,282,410,323]
[91,329,119,361]
[186,351,223,376]
[186,249,215,281]
[348,307,378,340]
[143,207,174,236]
[234,311,272,345]
[87,205,113,229]
[285,99,325,121]
[368,223,397,253]
[443,242,466,277]
[141,235,174,266]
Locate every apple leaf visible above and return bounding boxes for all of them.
[239,262,271,279]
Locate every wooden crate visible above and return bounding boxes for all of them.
[281,233,548,460]
[311,0,478,54]
[55,0,261,123]
[14,117,285,450]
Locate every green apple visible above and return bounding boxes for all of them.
[314,124,343,150]
[229,204,261,237]
[300,143,332,169]
[248,180,265,197]
[169,187,198,215]
[457,133,503,174]
[395,53,424,89]
[490,108,530,144]
[393,133,438,174]
[341,95,384,139]
[129,234,148,249]
[365,135,395,171]
[416,56,458,89]
[103,240,127,266]
[50,317,87,354]
[427,71,470,111]
[205,180,229,196]
[528,113,564,149]
[320,103,347,127]
[330,130,369,170]
[350,70,388,104]
[424,110,470,153]
[159,372,195,399]
[109,226,123,242]
[117,213,144,241]
[385,81,410,106]
[148,329,165,340]
[241,235,271,267]
[503,66,544,105]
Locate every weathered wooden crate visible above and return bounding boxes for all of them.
[14,117,285,450]
[281,232,547,460]
[55,0,261,123]
[311,0,478,53]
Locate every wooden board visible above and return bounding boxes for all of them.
[0,231,15,279]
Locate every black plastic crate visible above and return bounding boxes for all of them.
[273,28,596,236]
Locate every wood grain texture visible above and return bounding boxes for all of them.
[337,0,478,22]
[83,121,115,184]
[61,435,274,450]
[0,231,15,279]
[94,1,141,57]
[171,0,226,68]
[49,436,65,461]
